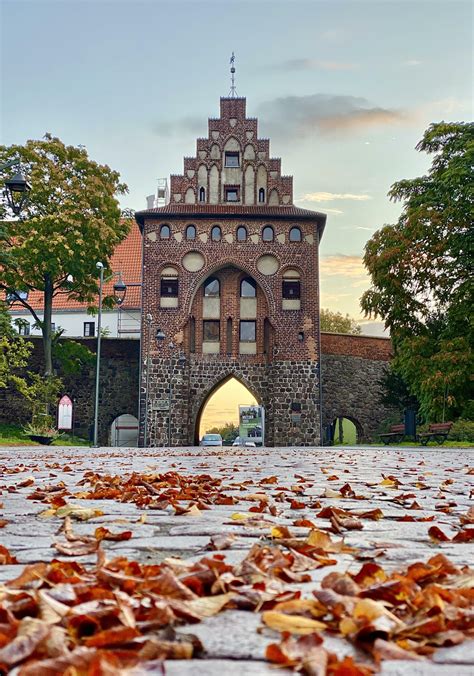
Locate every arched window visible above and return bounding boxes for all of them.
[211,225,222,242]
[240,277,256,298]
[160,266,179,307]
[258,188,265,203]
[204,276,220,297]
[236,226,247,242]
[186,224,196,240]
[199,187,206,202]
[289,226,302,242]
[262,225,274,242]
[282,268,301,307]
[160,224,171,240]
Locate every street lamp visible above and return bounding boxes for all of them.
[154,329,186,447]
[1,159,31,217]
[92,263,127,447]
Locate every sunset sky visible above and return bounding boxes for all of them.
[2,0,472,430]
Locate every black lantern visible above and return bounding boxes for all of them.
[156,328,165,343]
[4,172,31,216]
[113,273,127,306]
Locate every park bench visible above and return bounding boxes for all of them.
[380,424,405,445]
[418,422,453,446]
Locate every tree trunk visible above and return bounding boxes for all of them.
[43,274,53,377]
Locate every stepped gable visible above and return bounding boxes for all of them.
[166,97,293,208]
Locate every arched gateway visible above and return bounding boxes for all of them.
[135,96,326,447]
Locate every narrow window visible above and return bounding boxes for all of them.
[203,320,220,342]
[289,226,302,242]
[160,224,171,240]
[199,187,206,202]
[240,277,256,298]
[225,151,240,168]
[211,225,222,241]
[186,224,196,240]
[190,317,196,353]
[226,318,232,354]
[83,321,95,337]
[262,225,274,242]
[204,276,220,297]
[240,320,256,342]
[225,187,239,202]
[160,278,179,297]
[51,323,56,332]
[258,188,265,203]
[282,280,301,299]
[298,331,305,342]
[236,225,247,242]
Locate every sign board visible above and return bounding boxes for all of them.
[152,399,169,411]
[239,405,264,445]
[58,395,73,430]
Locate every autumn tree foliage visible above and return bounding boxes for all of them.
[0,302,32,390]
[320,309,361,334]
[0,135,128,376]
[361,122,473,421]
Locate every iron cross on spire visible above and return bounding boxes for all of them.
[229,52,237,97]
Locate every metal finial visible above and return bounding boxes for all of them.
[229,52,237,97]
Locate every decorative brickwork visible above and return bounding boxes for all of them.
[135,96,326,446]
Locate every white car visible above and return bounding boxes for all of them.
[200,433,223,447]
[232,438,256,447]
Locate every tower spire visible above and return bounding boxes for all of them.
[229,52,237,97]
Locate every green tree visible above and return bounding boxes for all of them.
[0,135,128,377]
[320,308,361,334]
[361,122,473,421]
[0,302,32,390]
[207,422,239,442]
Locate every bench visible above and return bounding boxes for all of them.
[380,424,405,445]
[418,422,453,446]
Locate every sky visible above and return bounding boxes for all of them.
[1,1,472,427]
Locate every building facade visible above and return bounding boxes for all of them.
[135,97,327,446]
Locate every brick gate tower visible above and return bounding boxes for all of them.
[135,96,327,446]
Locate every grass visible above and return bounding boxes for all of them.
[0,423,89,447]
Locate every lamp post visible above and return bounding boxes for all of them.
[1,159,31,217]
[154,329,186,447]
[92,263,127,447]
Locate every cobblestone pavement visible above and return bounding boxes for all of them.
[0,445,472,674]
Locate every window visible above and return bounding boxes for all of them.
[160,224,171,240]
[186,224,196,240]
[225,151,239,168]
[6,290,28,303]
[282,280,301,299]
[240,320,256,342]
[51,323,56,332]
[225,187,239,202]
[199,187,206,202]
[17,321,30,336]
[262,225,274,242]
[258,188,265,203]
[83,322,95,337]
[289,227,302,242]
[190,317,196,353]
[203,320,220,342]
[236,226,247,242]
[264,318,271,354]
[204,277,220,297]
[226,318,232,354]
[240,277,256,297]
[160,278,179,297]
[211,225,222,241]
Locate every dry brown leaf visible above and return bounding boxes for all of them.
[262,610,326,634]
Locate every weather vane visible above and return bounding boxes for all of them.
[229,52,237,97]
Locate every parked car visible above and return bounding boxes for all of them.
[200,433,223,447]
[232,438,256,447]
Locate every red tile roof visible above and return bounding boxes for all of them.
[135,203,327,228]
[9,221,142,312]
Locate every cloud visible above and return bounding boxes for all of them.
[153,116,204,137]
[402,59,422,66]
[320,254,368,282]
[273,58,357,71]
[298,192,372,203]
[257,94,407,139]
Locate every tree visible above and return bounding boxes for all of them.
[361,122,473,420]
[207,422,239,442]
[0,135,128,377]
[320,309,361,334]
[0,302,32,390]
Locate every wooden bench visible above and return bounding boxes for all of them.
[418,422,453,446]
[380,424,405,445]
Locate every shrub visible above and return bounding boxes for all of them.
[448,419,474,443]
